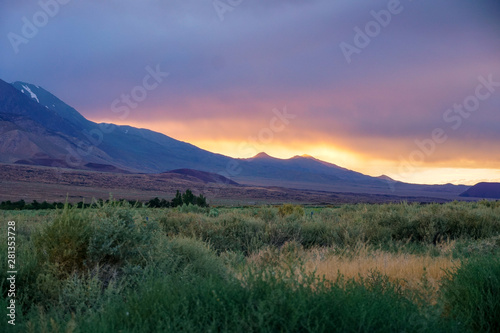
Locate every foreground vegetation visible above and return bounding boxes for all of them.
[1,201,500,332]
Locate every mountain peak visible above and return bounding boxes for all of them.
[290,154,315,160]
[252,152,274,159]
[10,81,90,128]
[377,174,395,182]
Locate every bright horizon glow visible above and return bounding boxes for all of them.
[90,117,500,186]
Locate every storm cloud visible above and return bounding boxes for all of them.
[1,0,499,184]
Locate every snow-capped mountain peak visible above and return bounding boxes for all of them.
[11,81,91,128]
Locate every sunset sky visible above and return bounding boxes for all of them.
[2,0,500,185]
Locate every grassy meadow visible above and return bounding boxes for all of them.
[1,201,500,332]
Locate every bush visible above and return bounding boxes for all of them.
[208,207,219,217]
[15,203,160,311]
[256,206,277,223]
[88,205,158,267]
[440,255,500,332]
[278,204,304,218]
[203,214,267,255]
[161,237,227,279]
[266,218,301,247]
[177,203,209,214]
[33,206,92,277]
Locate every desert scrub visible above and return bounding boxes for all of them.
[266,216,302,247]
[33,205,92,278]
[278,203,305,218]
[16,203,160,312]
[158,237,228,279]
[203,213,267,254]
[255,205,277,223]
[3,202,498,332]
[161,211,268,254]
[33,203,158,277]
[88,203,159,267]
[177,203,209,214]
[440,255,500,332]
[62,262,443,333]
[158,201,500,253]
[318,202,500,247]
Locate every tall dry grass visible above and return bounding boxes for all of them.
[309,251,457,301]
[247,241,460,302]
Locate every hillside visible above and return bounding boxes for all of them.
[0,163,455,204]
[460,182,500,199]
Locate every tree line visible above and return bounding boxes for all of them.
[146,189,208,208]
[0,189,208,210]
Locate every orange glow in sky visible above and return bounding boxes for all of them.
[90,116,500,186]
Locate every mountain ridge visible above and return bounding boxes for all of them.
[0,78,470,199]
[460,182,500,199]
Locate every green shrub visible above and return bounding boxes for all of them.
[17,204,159,312]
[266,218,301,247]
[58,271,107,315]
[88,205,158,267]
[177,203,209,214]
[278,204,305,218]
[300,220,334,247]
[441,255,500,332]
[161,237,227,278]
[208,207,219,217]
[203,214,267,254]
[33,206,91,277]
[256,206,277,223]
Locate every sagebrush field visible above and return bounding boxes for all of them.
[1,201,500,332]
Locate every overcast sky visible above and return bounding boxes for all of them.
[2,0,500,184]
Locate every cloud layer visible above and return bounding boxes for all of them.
[1,0,499,184]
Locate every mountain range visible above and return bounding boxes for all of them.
[0,78,473,200]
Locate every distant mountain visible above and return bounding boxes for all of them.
[460,182,500,199]
[168,169,239,185]
[2,78,232,173]
[234,153,469,197]
[237,152,383,188]
[377,175,395,182]
[251,152,274,160]
[0,78,469,199]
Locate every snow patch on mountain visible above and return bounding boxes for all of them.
[22,85,39,103]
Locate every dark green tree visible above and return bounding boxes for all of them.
[182,189,195,206]
[171,190,183,207]
[17,199,26,209]
[40,201,52,209]
[148,197,161,208]
[196,194,208,207]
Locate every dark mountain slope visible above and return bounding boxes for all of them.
[460,182,500,199]
[168,169,239,185]
[0,79,114,168]
[5,79,232,172]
